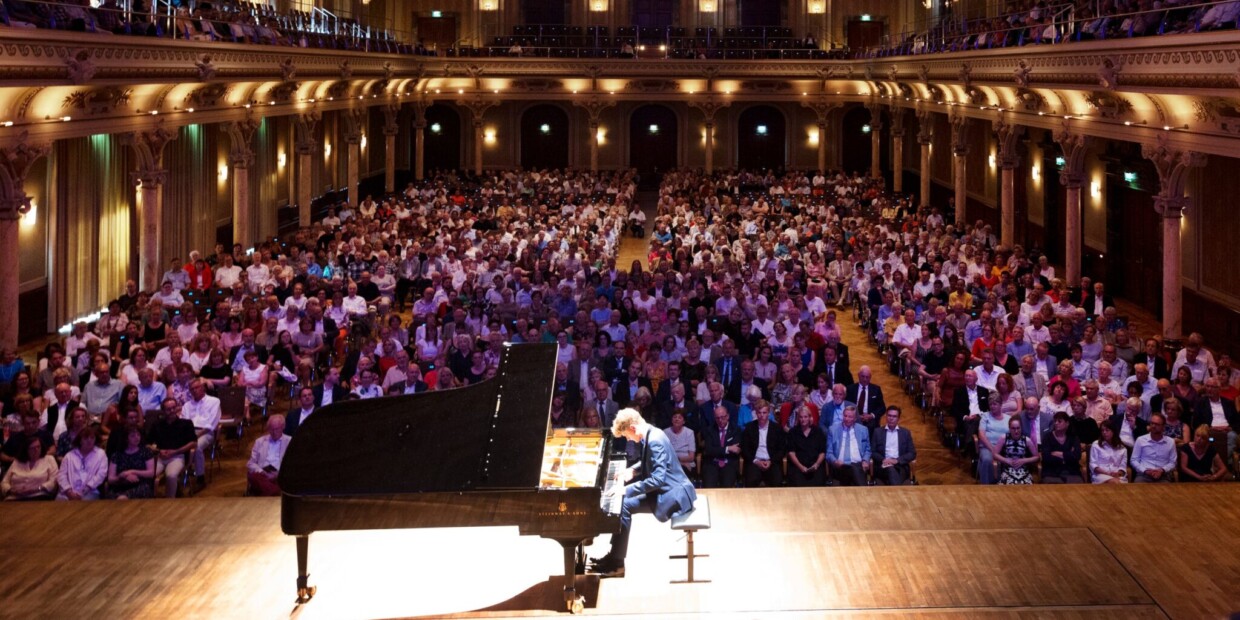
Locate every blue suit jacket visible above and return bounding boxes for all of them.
[827,422,872,463]
[628,425,697,523]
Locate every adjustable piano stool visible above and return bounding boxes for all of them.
[669,495,711,584]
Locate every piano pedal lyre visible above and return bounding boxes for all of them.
[296,586,316,604]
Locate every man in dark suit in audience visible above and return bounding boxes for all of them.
[950,369,990,450]
[727,359,769,404]
[1132,338,1171,381]
[819,346,853,389]
[653,362,685,405]
[1192,378,1239,460]
[701,404,741,488]
[655,382,694,429]
[741,400,786,487]
[284,386,318,437]
[845,365,884,428]
[698,381,738,431]
[312,367,350,408]
[227,329,269,371]
[1081,282,1115,320]
[713,339,744,388]
[870,406,917,485]
[612,359,653,408]
[602,341,630,383]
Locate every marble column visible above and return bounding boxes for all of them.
[918,140,931,208]
[225,118,259,247]
[294,112,319,227]
[0,137,48,349]
[137,173,166,292]
[383,104,400,192]
[994,120,1024,249]
[473,118,484,175]
[1056,129,1089,285]
[892,132,904,192]
[123,126,175,291]
[954,150,968,226]
[1142,139,1206,341]
[589,120,600,173]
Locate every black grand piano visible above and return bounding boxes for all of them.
[280,343,624,614]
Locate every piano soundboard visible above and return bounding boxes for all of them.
[539,428,625,516]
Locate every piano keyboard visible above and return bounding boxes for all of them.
[600,459,626,516]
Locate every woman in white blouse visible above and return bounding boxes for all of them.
[1,436,57,501]
[56,427,107,500]
[1089,422,1129,484]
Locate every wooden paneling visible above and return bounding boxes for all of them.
[1195,154,1240,302]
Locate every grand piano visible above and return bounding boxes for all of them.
[280,343,624,614]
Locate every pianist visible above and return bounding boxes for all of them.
[589,408,697,578]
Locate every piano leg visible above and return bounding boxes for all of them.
[295,535,317,604]
[560,541,585,614]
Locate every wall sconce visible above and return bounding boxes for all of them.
[324,143,332,158]
[1031,165,1040,182]
[808,1,825,14]
[988,154,996,169]
[218,164,229,182]
[1091,181,1102,198]
[20,200,36,229]
[480,0,497,10]
[589,0,607,11]
[809,129,820,145]
[484,129,496,143]
[277,152,287,168]
[699,0,715,11]
[360,134,368,150]
[596,128,606,143]
[430,123,442,134]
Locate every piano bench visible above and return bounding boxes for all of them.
[669,495,711,584]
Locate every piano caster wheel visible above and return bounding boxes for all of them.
[296,586,317,604]
[568,596,584,615]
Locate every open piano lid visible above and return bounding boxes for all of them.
[279,343,558,496]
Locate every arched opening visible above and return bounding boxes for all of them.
[521,105,570,171]
[423,104,461,174]
[736,105,786,173]
[840,106,873,176]
[629,104,678,186]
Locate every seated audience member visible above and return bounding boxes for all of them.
[284,386,318,437]
[1178,424,1229,483]
[827,406,871,486]
[106,425,156,499]
[663,411,696,477]
[1039,412,1083,483]
[786,405,827,486]
[701,404,741,488]
[1,436,57,501]
[995,416,1039,485]
[149,398,197,498]
[182,379,220,487]
[1130,413,1177,483]
[55,407,91,460]
[1192,377,1239,460]
[977,398,1011,485]
[56,427,106,501]
[247,415,291,496]
[2,410,54,467]
[740,400,785,487]
[870,405,916,485]
[1089,423,1129,484]
[1109,397,1148,450]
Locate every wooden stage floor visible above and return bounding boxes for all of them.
[1,485,1237,619]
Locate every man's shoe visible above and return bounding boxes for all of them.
[594,564,625,578]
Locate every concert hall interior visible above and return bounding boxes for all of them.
[2,0,1240,617]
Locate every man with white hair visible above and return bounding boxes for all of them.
[589,408,697,578]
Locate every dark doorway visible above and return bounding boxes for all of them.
[1040,147,1065,266]
[1106,167,1161,316]
[840,106,873,176]
[740,0,780,26]
[424,104,461,174]
[521,105,570,171]
[737,106,786,172]
[524,0,567,25]
[846,19,884,49]
[632,0,674,27]
[629,105,678,183]
[415,15,456,53]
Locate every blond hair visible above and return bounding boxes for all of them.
[611,407,644,438]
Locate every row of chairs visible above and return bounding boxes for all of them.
[510,25,794,39]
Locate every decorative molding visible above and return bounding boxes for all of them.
[1083,92,1133,119]
[993,118,1024,169]
[224,114,260,167]
[62,86,130,115]
[278,57,296,82]
[121,120,176,186]
[1098,56,1123,90]
[195,54,216,81]
[1054,123,1089,187]
[572,96,615,124]
[293,111,320,154]
[1013,59,1032,88]
[0,131,50,217]
[1142,134,1206,215]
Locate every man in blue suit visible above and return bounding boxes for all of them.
[590,408,697,578]
[827,406,872,486]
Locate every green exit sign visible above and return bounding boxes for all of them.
[431,10,442,17]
